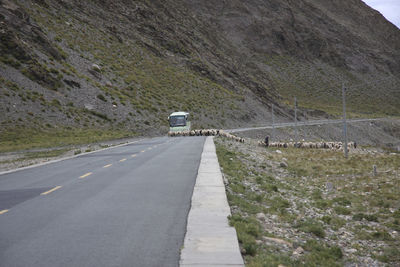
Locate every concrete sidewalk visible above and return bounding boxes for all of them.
[180,137,244,267]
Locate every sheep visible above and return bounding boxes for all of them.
[258,140,356,151]
[167,128,244,143]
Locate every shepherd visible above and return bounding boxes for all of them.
[265,136,269,147]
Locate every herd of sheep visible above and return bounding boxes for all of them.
[168,129,245,143]
[258,140,357,150]
[168,129,355,151]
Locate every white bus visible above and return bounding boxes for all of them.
[168,112,191,132]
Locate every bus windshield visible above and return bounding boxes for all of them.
[169,116,186,127]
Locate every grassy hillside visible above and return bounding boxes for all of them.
[265,55,399,116]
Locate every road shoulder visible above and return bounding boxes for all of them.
[180,136,244,266]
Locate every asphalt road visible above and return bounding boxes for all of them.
[0,136,206,267]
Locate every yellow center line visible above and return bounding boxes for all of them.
[131,154,137,158]
[141,150,145,153]
[119,158,127,162]
[103,164,112,168]
[41,186,62,195]
[79,172,93,179]
[0,209,9,215]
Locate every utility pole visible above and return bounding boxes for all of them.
[271,104,275,141]
[294,97,298,142]
[342,83,348,158]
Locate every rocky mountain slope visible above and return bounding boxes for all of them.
[0,0,399,145]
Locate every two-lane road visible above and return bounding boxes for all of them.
[0,136,206,267]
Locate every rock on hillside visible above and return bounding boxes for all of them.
[187,0,400,73]
[0,0,399,137]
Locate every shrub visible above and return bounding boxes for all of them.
[303,239,343,265]
[333,197,352,206]
[353,213,378,222]
[228,214,261,256]
[296,220,326,238]
[334,206,351,215]
[371,230,393,241]
[88,110,110,121]
[97,94,107,102]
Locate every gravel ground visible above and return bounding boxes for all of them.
[215,136,400,266]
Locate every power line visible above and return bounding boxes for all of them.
[271,104,275,141]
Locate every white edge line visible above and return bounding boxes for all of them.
[0,138,146,176]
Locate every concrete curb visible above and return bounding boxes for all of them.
[0,139,144,176]
[180,137,244,267]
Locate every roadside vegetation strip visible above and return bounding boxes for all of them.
[20,149,70,161]
[40,186,62,195]
[0,127,136,153]
[0,139,144,177]
[215,137,400,266]
[0,148,72,167]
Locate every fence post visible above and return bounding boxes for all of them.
[294,97,298,142]
[342,83,348,158]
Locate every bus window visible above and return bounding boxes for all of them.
[169,116,186,127]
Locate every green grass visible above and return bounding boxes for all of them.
[296,220,326,238]
[0,148,70,165]
[302,240,343,266]
[20,149,70,160]
[0,127,135,152]
[0,77,21,91]
[278,147,399,177]
[352,213,378,222]
[229,214,262,256]
[374,247,400,263]
[265,55,400,117]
